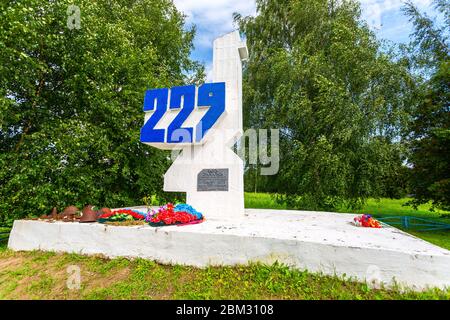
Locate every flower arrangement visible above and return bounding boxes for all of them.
[98,209,145,223]
[173,203,203,219]
[353,214,382,228]
[147,203,203,227]
[95,204,203,227]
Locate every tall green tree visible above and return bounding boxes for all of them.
[0,0,204,225]
[403,0,449,210]
[236,0,414,210]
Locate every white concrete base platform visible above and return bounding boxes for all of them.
[8,209,450,290]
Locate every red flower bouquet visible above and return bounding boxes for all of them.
[148,203,203,227]
[353,214,382,228]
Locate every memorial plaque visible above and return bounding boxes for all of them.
[197,169,229,191]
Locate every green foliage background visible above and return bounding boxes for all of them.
[236,0,416,210]
[0,0,204,225]
[403,0,450,211]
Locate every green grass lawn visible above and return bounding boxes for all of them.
[244,192,449,217]
[0,244,448,300]
[244,193,450,250]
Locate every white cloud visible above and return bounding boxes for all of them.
[174,0,255,49]
[174,0,256,24]
[174,0,256,81]
[360,0,432,29]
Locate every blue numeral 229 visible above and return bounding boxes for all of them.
[140,82,225,144]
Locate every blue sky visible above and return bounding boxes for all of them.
[174,0,441,80]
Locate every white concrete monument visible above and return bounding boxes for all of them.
[140,31,248,220]
[8,30,450,291]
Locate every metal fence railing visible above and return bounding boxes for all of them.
[377,216,450,232]
[0,228,11,242]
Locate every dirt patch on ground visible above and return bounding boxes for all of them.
[82,267,131,292]
[0,256,27,271]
